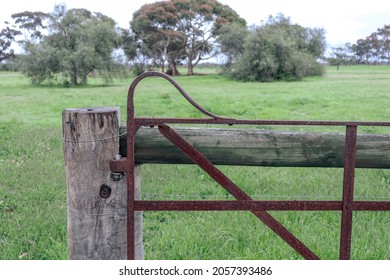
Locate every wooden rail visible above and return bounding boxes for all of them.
[120,126,390,168]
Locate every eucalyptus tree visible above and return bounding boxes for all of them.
[13,4,122,86]
[0,24,21,62]
[217,22,249,69]
[221,14,326,82]
[1,11,42,64]
[376,25,390,63]
[130,0,246,75]
[11,11,49,42]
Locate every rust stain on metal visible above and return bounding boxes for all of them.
[109,71,390,260]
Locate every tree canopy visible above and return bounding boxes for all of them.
[0,24,21,62]
[129,0,246,75]
[217,22,249,68]
[219,14,326,82]
[12,5,123,86]
[329,24,390,65]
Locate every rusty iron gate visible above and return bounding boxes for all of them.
[110,71,390,260]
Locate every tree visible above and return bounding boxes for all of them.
[231,29,278,82]
[14,5,123,86]
[376,24,390,64]
[328,43,356,66]
[223,14,325,82]
[129,0,246,75]
[217,22,249,69]
[331,24,390,65]
[12,11,49,43]
[352,38,372,64]
[0,23,21,62]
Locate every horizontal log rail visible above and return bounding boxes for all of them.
[119,126,390,168]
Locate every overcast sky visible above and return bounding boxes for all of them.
[1,0,389,47]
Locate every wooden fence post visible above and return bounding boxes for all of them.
[62,107,143,260]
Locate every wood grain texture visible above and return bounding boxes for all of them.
[63,108,143,260]
[119,127,390,168]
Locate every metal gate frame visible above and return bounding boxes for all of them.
[110,71,390,260]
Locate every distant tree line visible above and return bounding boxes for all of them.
[329,24,390,65]
[1,0,386,86]
[2,0,248,84]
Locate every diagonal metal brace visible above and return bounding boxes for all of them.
[158,124,320,260]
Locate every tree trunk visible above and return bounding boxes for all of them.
[70,62,78,86]
[81,66,88,85]
[70,74,78,86]
[187,56,194,75]
[166,60,180,76]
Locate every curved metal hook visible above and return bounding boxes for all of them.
[128,71,230,120]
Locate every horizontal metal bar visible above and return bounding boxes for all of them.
[135,118,390,127]
[134,200,390,211]
[351,201,390,211]
[134,200,343,211]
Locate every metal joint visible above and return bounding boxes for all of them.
[110,172,125,182]
[110,155,127,181]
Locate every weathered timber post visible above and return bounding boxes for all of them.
[62,107,143,260]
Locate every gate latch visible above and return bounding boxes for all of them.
[110,155,127,181]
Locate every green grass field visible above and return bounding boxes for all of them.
[0,65,389,260]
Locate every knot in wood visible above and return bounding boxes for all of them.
[99,184,112,199]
